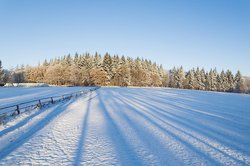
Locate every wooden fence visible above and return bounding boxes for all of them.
[0,87,100,122]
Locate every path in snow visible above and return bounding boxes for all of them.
[0,87,249,165]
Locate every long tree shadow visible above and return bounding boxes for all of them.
[96,90,144,166]
[0,99,76,160]
[121,93,235,136]
[0,94,92,138]
[115,90,249,165]
[73,91,96,165]
[117,93,249,165]
[106,95,181,165]
[124,88,250,122]
[120,90,250,149]
[121,90,245,126]
[0,104,61,137]
[113,91,225,165]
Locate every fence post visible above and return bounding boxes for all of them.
[38,100,42,107]
[16,105,20,114]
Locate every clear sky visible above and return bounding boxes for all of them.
[0,0,249,75]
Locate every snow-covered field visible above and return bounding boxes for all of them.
[0,87,250,165]
[0,87,91,108]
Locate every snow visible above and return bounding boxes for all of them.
[0,86,92,108]
[0,87,250,165]
[4,83,49,87]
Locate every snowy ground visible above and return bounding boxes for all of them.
[0,87,91,108]
[0,87,250,165]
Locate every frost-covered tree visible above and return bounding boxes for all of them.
[112,57,131,86]
[73,52,79,67]
[186,69,195,89]
[234,70,246,93]
[220,70,228,92]
[176,66,185,88]
[226,70,234,92]
[195,67,205,90]
[216,74,223,92]
[206,68,217,91]
[168,67,177,88]
[0,60,4,84]
[102,53,113,84]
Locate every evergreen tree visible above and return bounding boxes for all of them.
[73,52,79,67]
[176,66,185,88]
[0,60,4,84]
[216,74,223,91]
[206,68,217,91]
[102,53,113,84]
[168,67,176,88]
[186,69,195,89]
[200,68,206,90]
[220,70,227,92]
[43,59,49,66]
[226,70,234,92]
[93,52,102,69]
[234,70,246,93]
[195,67,205,90]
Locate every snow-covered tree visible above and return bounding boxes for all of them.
[102,53,113,84]
[195,67,205,90]
[186,69,195,89]
[206,68,217,91]
[226,70,234,92]
[176,66,185,89]
[0,60,4,84]
[168,67,176,88]
[234,70,246,93]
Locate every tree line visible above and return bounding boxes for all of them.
[168,66,248,93]
[0,53,249,93]
[0,53,167,87]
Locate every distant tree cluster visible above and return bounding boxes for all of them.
[1,53,167,87]
[0,60,4,85]
[1,56,249,93]
[168,66,248,93]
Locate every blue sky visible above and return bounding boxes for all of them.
[0,0,249,75]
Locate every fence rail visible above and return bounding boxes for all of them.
[0,87,100,118]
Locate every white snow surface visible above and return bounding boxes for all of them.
[0,87,92,108]
[0,87,250,165]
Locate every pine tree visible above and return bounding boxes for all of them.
[168,67,176,88]
[212,68,218,91]
[113,56,131,86]
[93,52,102,69]
[176,66,185,89]
[102,53,113,84]
[0,60,4,84]
[216,74,223,91]
[226,70,234,92]
[220,70,227,92]
[131,57,142,86]
[206,68,217,91]
[195,67,205,90]
[73,52,79,67]
[186,69,195,89]
[234,70,246,93]
[43,59,49,66]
